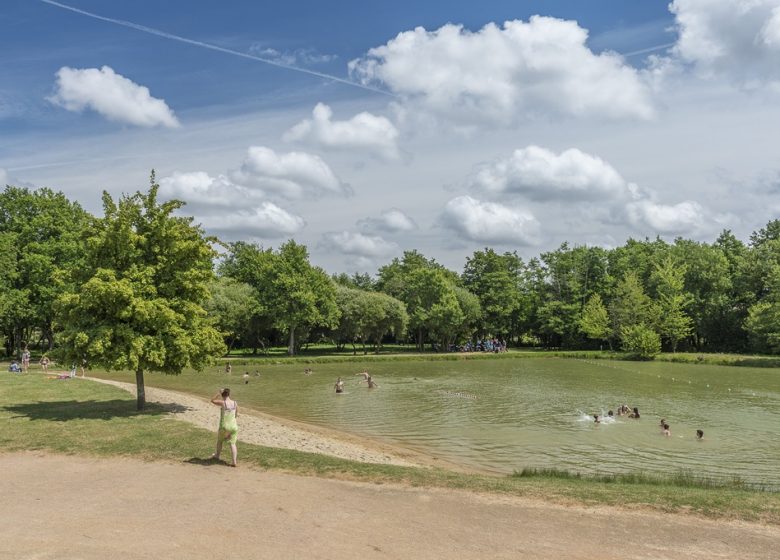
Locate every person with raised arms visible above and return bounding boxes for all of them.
[210,388,239,467]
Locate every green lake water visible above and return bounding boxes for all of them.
[123,357,780,487]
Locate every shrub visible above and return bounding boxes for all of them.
[620,324,661,360]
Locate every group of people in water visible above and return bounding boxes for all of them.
[333,370,378,393]
[592,404,704,440]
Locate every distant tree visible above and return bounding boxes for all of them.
[56,173,225,410]
[609,271,652,343]
[744,265,780,354]
[620,324,661,360]
[333,285,407,354]
[332,271,376,291]
[650,257,693,352]
[580,293,611,348]
[204,277,259,352]
[462,248,522,339]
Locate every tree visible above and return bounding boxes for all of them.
[0,186,88,355]
[333,285,408,354]
[620,324,661,360]
[609,271,652,343]
[56,173,225,410]
[744,265,780,353]
[462,248,522,339]
[580,293,611,348]
[204,277,259,352]
[650,257,693,352]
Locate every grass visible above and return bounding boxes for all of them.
[1,372,778,524]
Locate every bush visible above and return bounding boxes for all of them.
[620,324,661,360]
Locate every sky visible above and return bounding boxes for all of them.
[2,0,780,273]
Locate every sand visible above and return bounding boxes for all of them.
[2,453,777,560]
[90,377,425,467]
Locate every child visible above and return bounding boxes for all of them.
[662,423,671,437]
[696,429,704,440]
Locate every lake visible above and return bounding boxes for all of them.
[117,356,780,488]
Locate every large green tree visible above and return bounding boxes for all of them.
[56,174,225,409]
[0,186,88,356]
[204,277,260,352]
[650,257,693,352]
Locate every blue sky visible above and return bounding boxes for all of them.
[2,1,779,272]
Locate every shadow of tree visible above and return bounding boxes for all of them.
[4,399,189,421]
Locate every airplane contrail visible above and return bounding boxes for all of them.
[622,42,676,58]
[39,0,394,97]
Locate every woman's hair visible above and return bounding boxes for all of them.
[663,423,670,430]
[696,429,704,438]
[221,388,231,398]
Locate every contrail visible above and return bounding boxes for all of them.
[39,0,394,97]
[621,42,676,58]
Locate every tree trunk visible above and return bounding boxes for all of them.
[135,368,146,411]
[287,327,295,356]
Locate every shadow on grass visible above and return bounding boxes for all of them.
[4,399,189,421]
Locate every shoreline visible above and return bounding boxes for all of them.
[87,376,470,471]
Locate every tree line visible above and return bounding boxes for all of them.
[2,178,780,406]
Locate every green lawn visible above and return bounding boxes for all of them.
[1,372,778,524]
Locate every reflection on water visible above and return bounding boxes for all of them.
[238,358,780,488]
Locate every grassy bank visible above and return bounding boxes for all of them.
[1,373,777,524]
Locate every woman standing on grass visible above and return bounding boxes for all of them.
[210,388,239,467]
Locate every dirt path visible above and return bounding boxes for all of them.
[2,453,777,560]
[90,377,424,467]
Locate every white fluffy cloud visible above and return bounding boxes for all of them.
[199,203,305,238]
[358,208,417,232]
[48,66,179,128]
[320,231,399,257]
[626,200,705,234]
[440,195,540,245]
[670,0,780,85]
[284,103,400,160]
[230,146,349,199]
[472,146,632,201]
[349,17,654,126]
[159,171,265,212]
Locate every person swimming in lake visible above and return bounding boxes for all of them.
[660,418,666,429]
[629,407,640,419]
[210,388,238,467]
[696,429,704,440]
[607,410,614,418]
[334,377,345,394]
[366,375,378,389]
[593,414,601,424]
[355,370,369,382]
[224,362,232,375]
[243,372,249,384]
[662,423,671,437]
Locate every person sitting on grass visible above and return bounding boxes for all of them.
[8,360,21,373]
[210,388,239,467]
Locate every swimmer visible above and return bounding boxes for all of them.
[243,372,249,384]
[334,377,345,394]
[662,423,671,437]
[355,370,370,382]
[607,410,614,418]
[224,362,232,375]
[594,414,601,424]
[366,375,378,389]
[660,418,666,429]
[696,429,704,440]
[629,407,640,419]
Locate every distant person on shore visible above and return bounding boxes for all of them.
[225,362,232,375]
[8,360,20,373]
[629,407,640,419]
[696,429,704,440]
[334,377,345,394]
[21,348,30,372]
[40,355,50,373]
[210,388,238,467]
[662,423,671,437]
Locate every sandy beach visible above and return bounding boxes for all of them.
[90,377,425,467]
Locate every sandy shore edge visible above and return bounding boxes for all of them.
[87,376,433,467]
